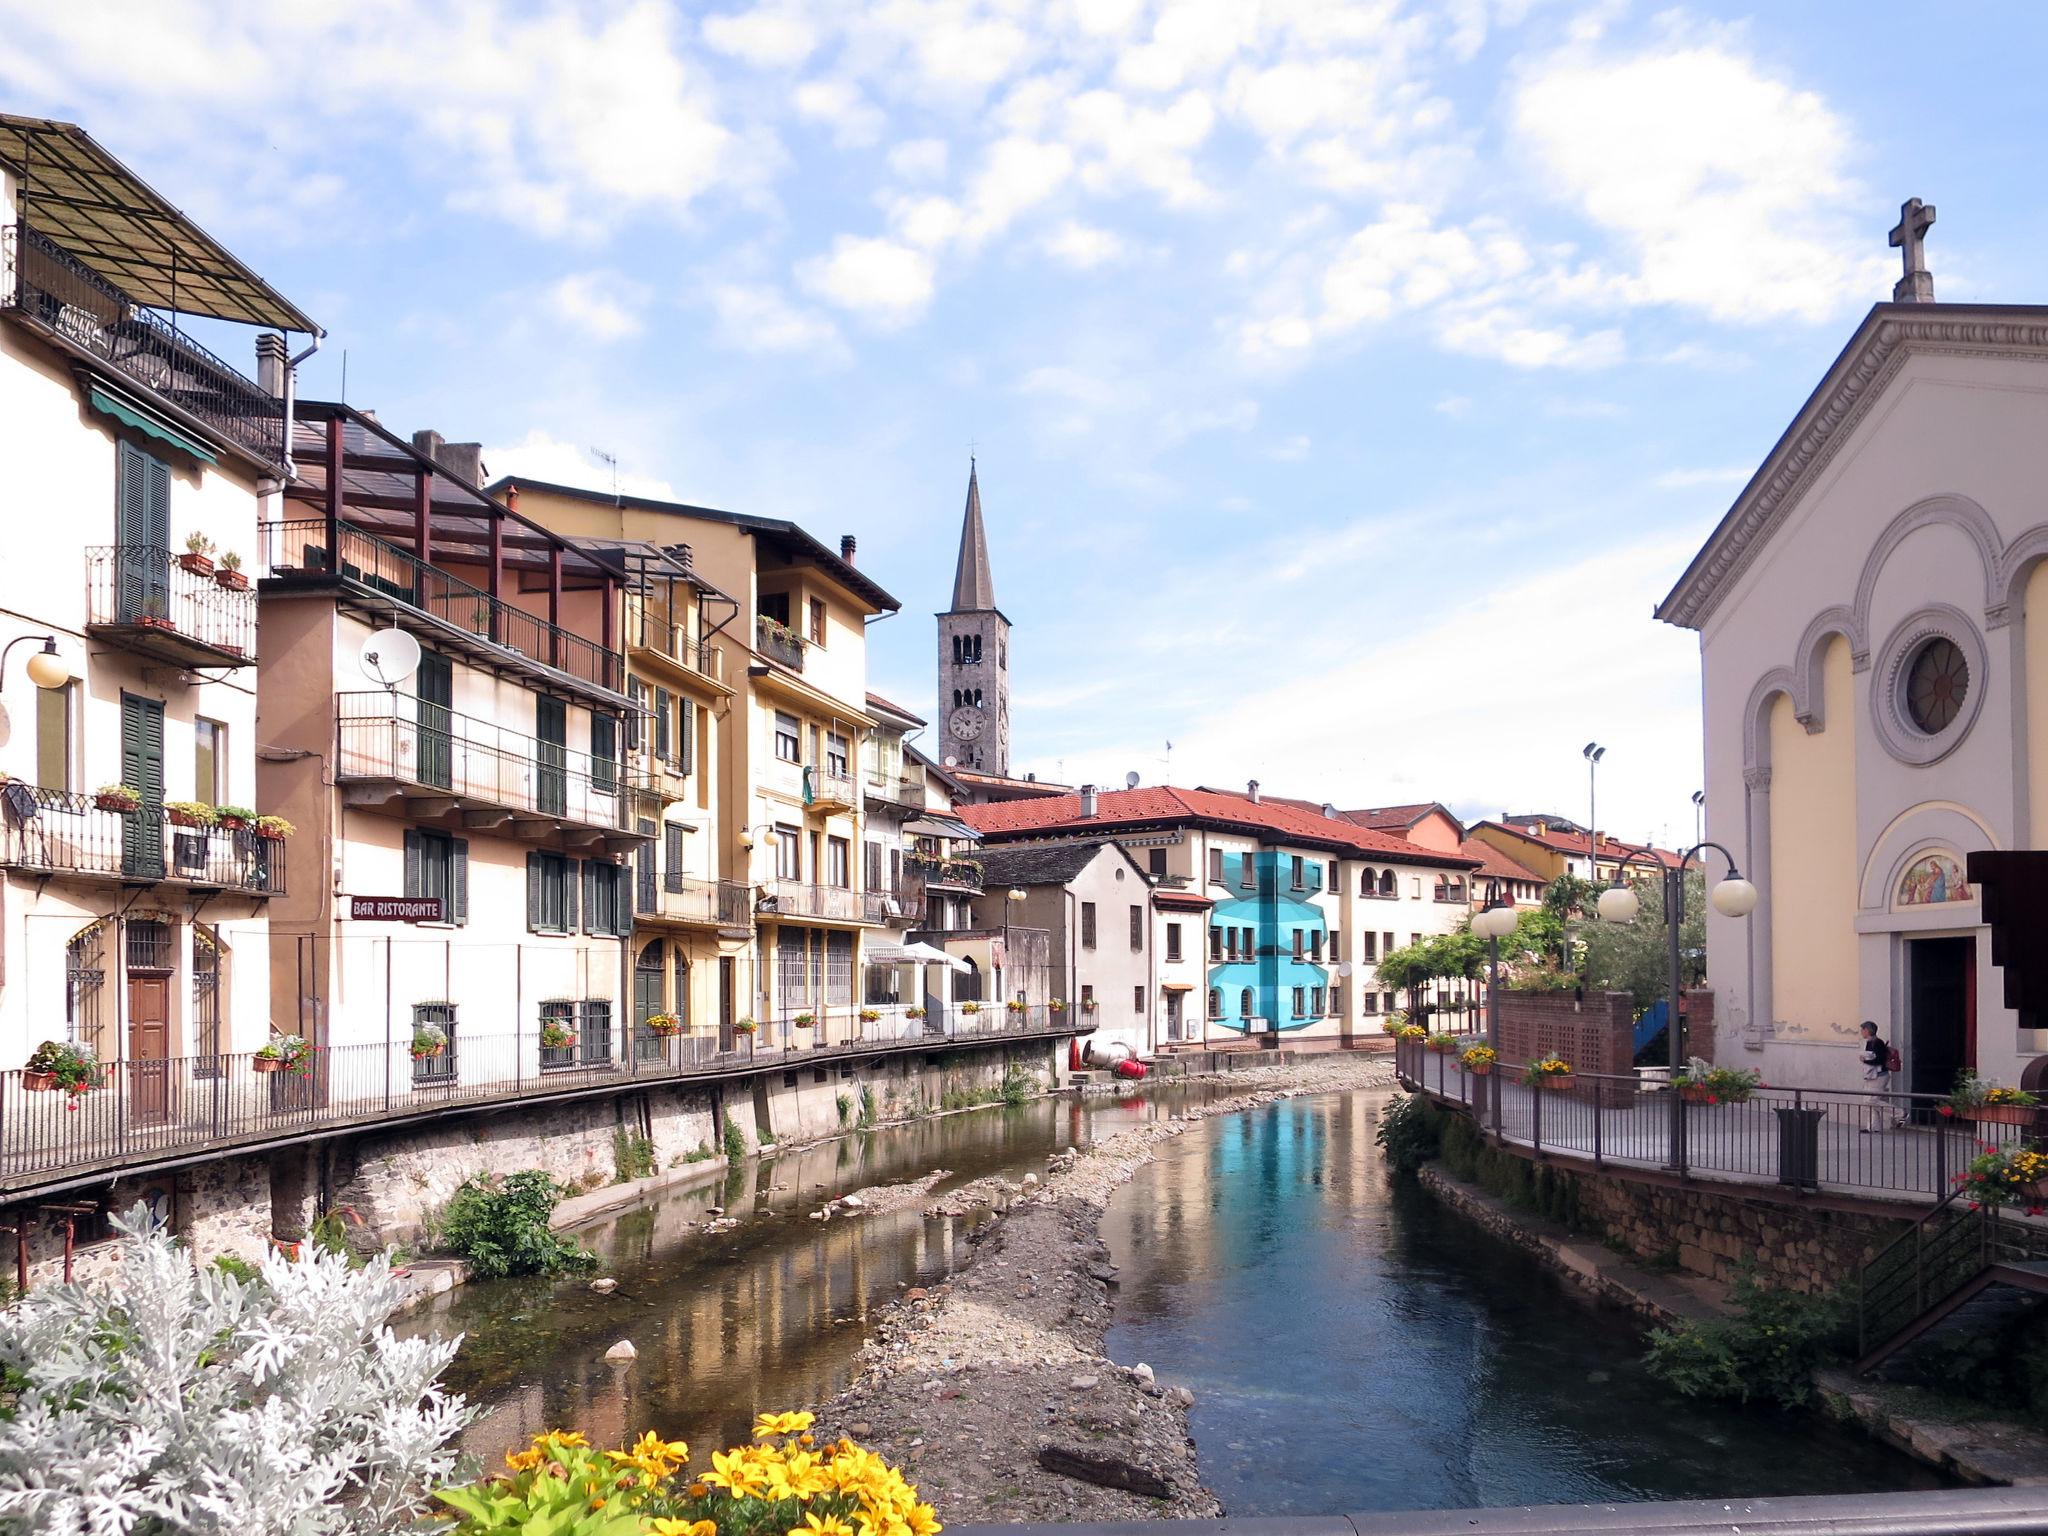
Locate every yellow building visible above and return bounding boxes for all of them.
[503,478,899,1049]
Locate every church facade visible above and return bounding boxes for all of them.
[936,463,1011,775]
[1663,214,2048,1095]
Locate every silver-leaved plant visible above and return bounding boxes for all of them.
[0,1203,472,1534]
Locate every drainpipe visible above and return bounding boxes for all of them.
[280,331,325,483]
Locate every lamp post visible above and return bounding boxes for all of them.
[1596,842,1758,1173]
[1,634,68,690]
[1002,886,1026,1012]
[1691,790,1705,848]
[1582,742,1606,882]
[1471,880,1518,1138]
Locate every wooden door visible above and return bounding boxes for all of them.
[718,956,735,1051]
[127,972,170,1122]
[114,443,170,624]
[416,651,452,789]
[535,695,567,814]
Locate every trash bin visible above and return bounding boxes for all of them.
[1774,1105,1827,1189]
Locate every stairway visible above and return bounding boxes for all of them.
[1855,1195,2048,1374]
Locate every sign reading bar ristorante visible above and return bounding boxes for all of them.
[349,896,445,923]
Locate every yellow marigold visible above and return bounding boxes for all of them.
[542,1431,591,1449]
[607,1430,690,1479]
[905,1502,942,1536]
[704,1447,771,1497]
[651,1522,719,1536]
[791,1515,855,1536]
[504,1448,544,1473]
[755,1410,817,1439]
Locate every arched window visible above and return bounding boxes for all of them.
[1378,869,1396,897]
[635,940,668,1061]
[1207,988,1221,1019]
[1360,869,1373,896]
[1239,987,1253,1019]
[66,921,108,1057]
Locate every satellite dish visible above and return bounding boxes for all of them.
[943,755,958,768]
[1337,962,1353,978]
[1124,771,1140,789]
[359,628,421,690]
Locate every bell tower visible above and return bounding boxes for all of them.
[936,460,1011,774]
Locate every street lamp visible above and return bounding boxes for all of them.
[1691,790,1705,848]
[1003,887,1027,1006]
[1,634,69,690]
[1470,880,1518,1137]
[1596,841,1758,1172]
[1582,742,1605,882]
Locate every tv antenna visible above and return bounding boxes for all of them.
[591,447,620,500]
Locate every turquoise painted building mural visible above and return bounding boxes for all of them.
[1207,849,1331,1033]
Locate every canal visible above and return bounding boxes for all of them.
[408,1084,1948,1511]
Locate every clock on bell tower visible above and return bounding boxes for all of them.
[936,459,1011,774]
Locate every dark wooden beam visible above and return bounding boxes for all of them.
[489,513,505,644]
[412,466,432,567]
[548,544,563,667]
[324,415,344,559]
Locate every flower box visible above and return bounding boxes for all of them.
[1973,1103,2036,1127]
[1679,1084,1716,1104]
[214,568,250,591]
[22,1071,57,1092]
[94,791,140,813]
[1537,1073,1575,1092]
[178,552,215,577]
[409,1044,445,1061]
[1468,1062,1493,1077]
[253,1056,288,1074]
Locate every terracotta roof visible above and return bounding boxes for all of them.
[864,690,925,727]
[953,768,1073,795]
[1459,837,1548,888]
[1152,889,1216,910]
[1195,786,1457,835]
[960,786,1479,868]
[1475,820,1683,869]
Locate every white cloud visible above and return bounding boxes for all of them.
[1434,395,1472,417]
[961,136,1074,243]
[794,78,885,147]
[707,282,847,360]
[1653,465,1750,490]
[488,431,677,501]
[1270,434,1312,461]
[1041,221,1128,268]
[796,235,936,326]
[888,138,949,180]
[546,271,647,343]
[701,5,818,68]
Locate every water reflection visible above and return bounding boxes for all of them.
[1102,1090,1951,1516]
[406,1089,1206,1466]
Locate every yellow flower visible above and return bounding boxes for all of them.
[904,1502,942,1536]
[705,1447,770,1497]
[651,1522,719,1536]
[543,1430,591,1449]
[755,1410,817,1439]
[504,1448,544,1473]
[791,1515,855,1536]
[607,1429,691,1479]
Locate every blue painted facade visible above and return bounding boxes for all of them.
[1207,849,1332,1033]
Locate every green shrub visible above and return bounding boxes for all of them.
[858,1085,878,1127]
[722,1118,747,1163]
[434,1171,597,1280]
[1437,1111,1582,1226]
[209,1253,261,1284]
[676,1141,716,1166]
[836,1092,853,1126]
[307,1209,358,1264]
[999,1070,1032,1107]
[1644,1271,1850,1408]
[612,1129,656,1183]
[1375,1093,1444,1171]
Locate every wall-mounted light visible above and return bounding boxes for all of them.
[2,635,69,690]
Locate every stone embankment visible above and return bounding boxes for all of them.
[813,1056,1395,1522]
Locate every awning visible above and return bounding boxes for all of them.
[1152,890,1215,910]
[904,815,978,840]
[1161,981,1197,992]
[866,941,971,971]
[84,376,217,464]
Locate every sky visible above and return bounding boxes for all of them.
[8,1,2046,849]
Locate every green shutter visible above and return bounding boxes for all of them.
[403,829,422,898]
[119,693,165,878]
[678,699,693,776]
[654,688,671,760]
[581,859,598,934]
[561,856,579,932]
[527,853,542,931]
[451,839,469,926]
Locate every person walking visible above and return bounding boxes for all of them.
[1858,1019,1898,1131]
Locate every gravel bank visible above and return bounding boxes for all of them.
[814,1055,1396,1523]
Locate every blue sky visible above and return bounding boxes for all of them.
[9,1,2045,847]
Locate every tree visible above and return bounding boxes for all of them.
[1583,868,1706,1011]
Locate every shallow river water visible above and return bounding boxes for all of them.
[407,1084,1950,1513]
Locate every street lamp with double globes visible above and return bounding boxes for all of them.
[1002,887,1027,1009]
[1596,840,1758,1171]
[1470,882,1519,1137]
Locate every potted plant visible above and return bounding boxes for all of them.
[215,805,257,832]
[254,815,295,841]
[409,1023,447,1060]
[644,1013,683,1038]
[179,532,216,576]
[1080,997,1098,1014]
[1944,1071,2040,1127]
[1423,1032,1459,1054]
[792,1012,816,1029]
[904,1007,926,1021]
[1522,1053,1574,1091]
[1048,998,1066,1014]
[1005,999,1026,1014]
[959,1001,981,1015]
[23,1040,97,1096]
[164,800,217,829]
[93,783,141,814]
[1675,1059,1763,1106]
[734,1017,758,1035]
[858,1008,881,1023]
[254,1034,312,1076]
[539,1019,578,1052]
[1460,1044,1498,1076]
[214,550,249,591]
[1956,1143,2048,1210]
[1395,1023,1426,1041]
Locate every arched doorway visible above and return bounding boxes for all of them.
[125,913,174,1122]
[635,939,667,1061]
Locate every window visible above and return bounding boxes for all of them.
[405,829,470,925]
[1209,926,1222,962]
[1239,987,1253,1018]
[827,836,850,888]
[864,840,884,892]
[36,681,73,793]
[625,677,646,752]
[808,598,827,646]
[578,1000,613,1065]
[413,1003,456,1084]
[1412,933,1423,947]
[591,713,617,792]
[194,717,224,805]
[1362,932,1378,962]
[583,859,629,936]
[654,687,673,762]
[1326,861,1337,890]
[827,931,853,1005]
[774,712,801,763]
[1166,923,1183,962]
[1208,848,1223,883]
[1224,927,1238,961]
[664,823,686,892]
[1382,990,1395,1013]
[1081,983,1095,1013]
[1290,855,1305,890]
[1081,901,1097,949]
[1291,929,1304,959]
[1310,986,1324,1015]
[1328,986,1341,1016]
[1379,870,1396,897]
[1129,904,1143,950]
[1364,992,1379,1015]
[1241,855,1256,889]
[1383,930,1395,954]
[1309,931,1323,962]
[1148,848,1167,876]
[775,825,802,881]
[539,1000,578,1068]
[1292,986,1306,1018]
[1208,988,1222,1019]
[527,852,576,933]
[1133,985,1145,1015]
[1329,930,1341,962]
[827,733,849,776]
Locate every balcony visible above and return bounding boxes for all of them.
[756,615,805,671]
[864,771,922,809]
[3,223,286,467]
[335,691,640,840]
[757,881,876,924]
[85,547,257,668]
[264,520,624,696]
[804,764,857,813]
[626,602,725,685]
[0,786,283,896]
[648,873,754,931]
[909,852,983,895]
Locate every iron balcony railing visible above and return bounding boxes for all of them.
[758,881,875,923]
[908,853,983,891]
[803,764,857,807]
[864,772,922,806]
[625,602,724,683]
[0,785,282,896]
[335,691,637,832]
[264,519,624,694]
[0,1008,1076,1186]
[85,546,257,664]
[756,616,805,671]
[649,874,754,928]
[3,223,285,467]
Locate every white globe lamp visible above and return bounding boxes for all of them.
[1710,876,1760,918]
[1596,884,1641,923]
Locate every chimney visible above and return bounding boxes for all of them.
[410,430,485,488]
[1247,779,1260,805]
[1534,821,1545,837]
[1079,784,1099,818]
[255,333,288,396]
[840,534,857,564]
[1321,802,1337,818]
[412,429,445,463]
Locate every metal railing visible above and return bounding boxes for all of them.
[3,223,287,466]
[1395,1033,2029,1205]
[625,601,723,682]
[0,1007,1075,1186]
[646,874,753,927]
[0,786,282,894]
[908,854,983,891]
[756,616,805,670]
[335,691,636,832]
[85,546,258,662]
[759,881,875,923]
[264,520,624,693]
[804,764,857,807]
[864,772,922,806]
[1858,1194,2048,1356]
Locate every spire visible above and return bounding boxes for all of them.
[950,457,995,611]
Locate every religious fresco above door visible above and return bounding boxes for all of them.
[1897,852,1973,908]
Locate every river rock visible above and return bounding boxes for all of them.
[1167,1386,1196,1409]
[589,1277,618,1294]
[840,1193,865,1209]
[603,1339,637,1362]
[1068,1374,1098,1391]
[1130,1363,1154,1386]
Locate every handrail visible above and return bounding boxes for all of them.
[0,785,283,895]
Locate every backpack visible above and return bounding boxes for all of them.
[1885,1044,1903,1075]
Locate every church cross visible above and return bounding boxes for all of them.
[1888,198,1936,303]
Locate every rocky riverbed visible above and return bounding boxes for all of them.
[813,1055,1396,1522]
